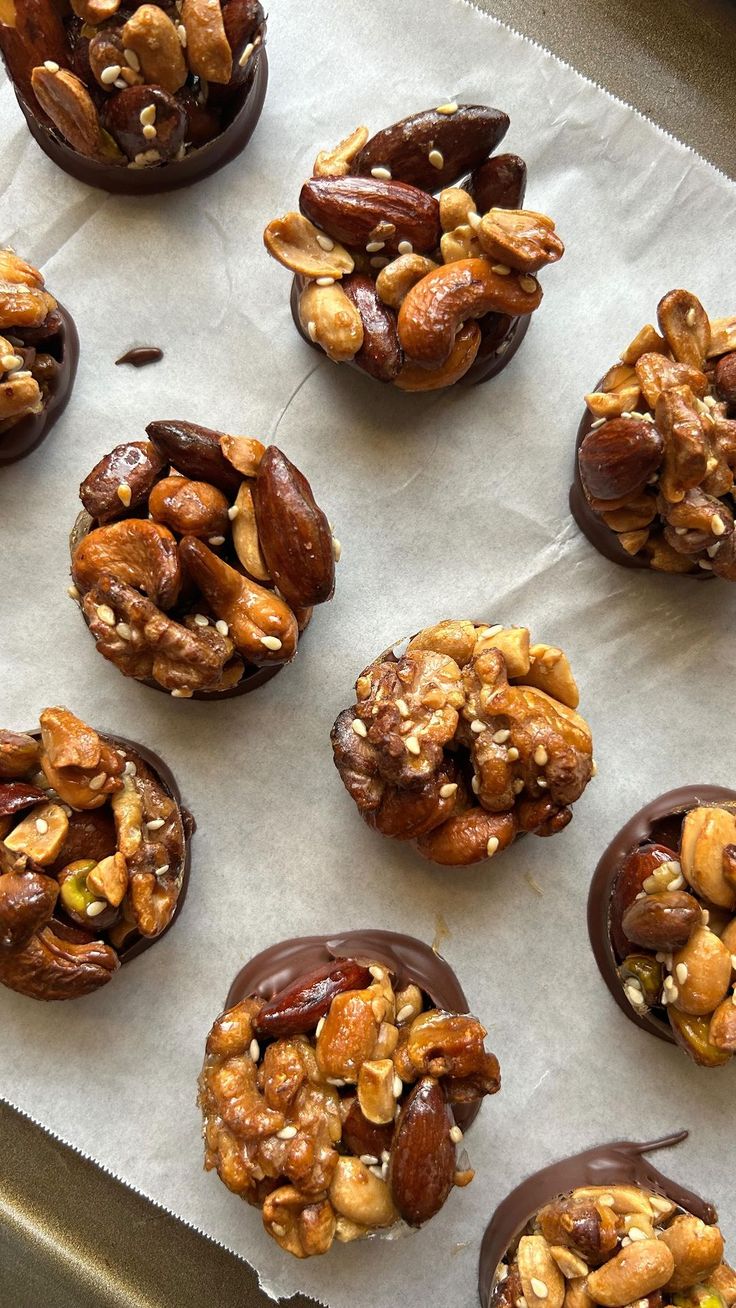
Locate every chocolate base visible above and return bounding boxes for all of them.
[0,303,78,467]
[226,930,482,1131]
[13,50,267,196]
[570,401,711,579]
[587,784,736,1045]
[478,1131,716,1308]
[28,727,194,970]
[289,278,530,388]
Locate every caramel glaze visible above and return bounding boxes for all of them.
[0,304,78,467]
[12,50,267,196]
[569,401,711,579]
[478,1131,717,1308]
[28,728,195,966]
[115,347,163,368]
[226,930,484,1131]
[587,785,736,1044]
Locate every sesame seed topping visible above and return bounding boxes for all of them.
[686,307,696,326]
[35,818,49,834]
[44,60,60,73]
[450,1124,463,1143]
[675,963,688,984]
[507,747,519,762]
[277,1125,297,1139]
[598,1194,615,1207]
[435,102,458,115]
[227,505,239,521]
[493,729,510,744]
[238,40,255,65]
[326,1076,345,1087]
[531,1280,548,1300]
[208,535,225,546]
[471,719,486,734]
[467,210,482,230]
[360,1154,379,1166]
[520,275,538,293]
[156,864,170,877]
[332,537,342,561]
[215,619,229,637]
[371,166,392,180]
[513,779,524,794]
[537,778,548,789]
[428,148,444,169]
[96,604,116,626]
[351,718,368,738]
[486,836,500,857]
[712,515,726,536]
[116,622,132,641]
[0,353,21,371]
[396,1004,414,1023]
[591,760,598,776]
[249,1038,260,1061]
[142,124,157,140]
[480,624,503,638]
[89,772,107,790]
[86,901,108,918]
[316,233,335,251]
[68,584,80,601]
[307,319,317,341]
[590,417,607,429]
[699,560,713,570]
[405,735,421,755]
[124,48,141,70]
[315,1016,325,1037]
[116,481,132,507]
[702,908,710,924]
[171,688,193,698]
[100,64,122,85]
[393,1075,403,1098]
[628,1227,647,1241]
[369,965,385,980]
[123,761,137,777]
[491,264,511,275]
[397,240,413,255]
[315,275,335,286]
[471,776,480,794]
[146,818,165,831]
[260,635,282,651]
[366,240,385,253]
[534,746,548,766]
[439,783,458,798]
[139,104,156,126]
[193,613,210,627]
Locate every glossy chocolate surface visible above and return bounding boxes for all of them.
[588,784,736,1043]
[478,1131,716,1308]
[0,304,78,468]
[115,347,163,368]
[226,930,483,1130]
[13,50,267,196]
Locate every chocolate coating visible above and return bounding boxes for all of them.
[12,50,267,196]
[570,401,711,579]
[28,727,194,967]
[588,784,736,1044]
[289,277,530,387]
[115,346,163,368]
[0,303,78,467]
[226,930,482,1130]
[478,1131,717,1308]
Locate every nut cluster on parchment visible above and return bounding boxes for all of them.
[0,0,265,168]
[491,1184,734,1308]
[0,249,63,432]
[611,806,736,1067]
[577,290,736,577]
[264,105,564,390]
[331,620,594,865]
[0,707,190,1000]
[200,957,499,1258]
[69,422,337,697]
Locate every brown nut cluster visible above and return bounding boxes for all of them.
[609,804,736,1067]
[0,0,266,170]
[491,1183,731,1308]
[199,956,499,1258]
[331,620,594,866]
[263,105,564,390]
[576,290,736,578]
[70,421,338,698]
[0,707,192,1000]
[0,248,66,437]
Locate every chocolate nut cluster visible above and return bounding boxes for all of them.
[607,801,736,1067]
[70,421,338,698]
[0,0,265,176]
[573,290,736,577]
[0,707,192,1000]
[0,248,77,464]
[200,951,499,1258]
[331,620,594,866]
[264,105,564,390]
[490,1182,731,1308]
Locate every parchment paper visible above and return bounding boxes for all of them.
[1,1,734,1303]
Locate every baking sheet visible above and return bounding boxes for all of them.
[0,1,734,1304]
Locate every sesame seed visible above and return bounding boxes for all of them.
[620,1237,632,1249]
[208,535,225,546]
[360,1154,379,1166]
[123,761,137,777]
[0,353,21,371]
[534,746,548,766]
[598,1194,615,1207]
[531,1280,548,1300]
[139,104,156,126]
[393,1075,403,1097]
[493,729,510,744]
[332,537,342,561]
[397,240,413,255]
[100,64,122,85]
[396,1004,414,1023]
[471,719,486,734]
[702,908,710,924]
[316,233,334,251]
[428,148,444,169]
[731,955,736,970]
[271,1223,286,1237]
[450,1125,463,1143]
[124,47,141,70]
[486,836,500,857]
[277,1125,297,1139]
[116,481,132,507]
[628,1226,647,1241]
[467,210,482,231]
[471,776,480,794]
[171,688,193,698]
[44,60,60,73]
[315,1016,325,1037]
[146,818,165,831]
[193,613,209,627]
[686,307,696,326]
[326,1076,345,1087]
[307,319,318,341]
[215,619,229,636]
[227,505,239,521]
[591,760,598,776]
[351,718,368,738]
[699,560,713,571]
[68,584,80,601]
[491,264,511,275]
[96,604,116,626]
[260,635,282,651]
[667,874,684,890]
[371,166,392,180]
[369,965,385,980]
[435,101,458,115]
[86,901,108,918]
[156,864,170,877]
[249,1038,260,1061]
[439,783,458,798]
[316,275,335,286]
[405,736,421,755]
[590,417,607,429]
[89,772,107,790]
[116,622,132,641]
[507,747,519,762]
[381,1150,390,1164]
[712,515,726,536]
[520,275,538,293]
[142,124,157,140]
[366,240,385,253]
[35,818,49,834]
[480,624,503,638]
[513,779,524,794]
[675,962,689,984]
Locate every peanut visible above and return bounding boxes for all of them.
[585,1239,674,1306]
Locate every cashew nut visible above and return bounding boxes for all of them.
[398,258,542,366]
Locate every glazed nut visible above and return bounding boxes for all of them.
[354,105,510,192]
[550,1247,589,1280]
[388,1076,456,1227]
[181,0,233,84]
[0,251,57,330]
[477,208,564,273]
[570,1185,656,1217]
[440,223,482,265]
[252,960,371,1040]
[680,807,736,910]
[299,176,441,258]
[475,624,530,677]
[409,619,477,666]
[262,1186,336,1259]
[621,890,701,952]
[71,518,182,611]
[394,320,480,391]
[178,535,298,664]
[30,66,111,162]
[522,644,580,710]
[657,289,711,369]
[148,476,229,540]
[710,1263,736,1306]
[585,1239,674,1306]
[341,273,403,382]
[658,1215,724,1291]
[578,418,664,503]
[219,434,266,477]
[110,779,143,860]
[253,445,335,610]
[87,32,133,92]
[517,1235,566,1308]
[80,441,165,524]
[0,924,118,1000]
[709,995,736,1051]
[439,187,477,232]
[357,1058,396,1124]
[329,1156,397,1229]
[0,370,42,422]
[102,85,187,165]
[264,212,354,280]
[86,851,128,908]
[316,989,379,1081]
[70,0,121,20]
[146,420,242,498]
[708,318,736,359]
[231,482,269,581]
[299,281,363,363]
[4,802,69,866]
[375,253,439,310]
[621,323,667,365]
[0,869,59,955]
[314,125,369,178]
[122,5,188,93]
[0,731,40,779]
[671,925,732,1016]
[394,983,423,1024]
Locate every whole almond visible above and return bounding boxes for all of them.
[342,273,403,381]
[621,890,701,952]
[388,1076,455,1227]
[354,105,510,191]
[0,0,68,109]
[146,420,243,496]
[671,926,732,1016]
[253,446,335,609]
[0,871,59,955]
[299,176,441,257]
[80,441,165,524]
[469,153,527,212]
[578,418,663,503]
[252,960,371,1039]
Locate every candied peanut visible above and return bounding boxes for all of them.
[329,1156,397,1228]
[375,253,438,310]
[314,126,369,178]
[264,213,354,280]
[357,1058,395,1125]
[517,1235,565,1308]
[4,802,69,866]
[298,281,363,363]
[658,1215,724,1291]
[316,989,380,1082]
[439,187,476,233]
[585,1240,674,1306]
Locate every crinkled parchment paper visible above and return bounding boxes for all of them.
[0,0,734,1303]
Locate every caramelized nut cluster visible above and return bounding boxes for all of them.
[492,1185,733,1308]
[0,707,189,1000]
[331,620,594,866]
[577,290,736,577]
[0,249,64,433]
[0,0,265,169]
[200,957,499,1258]
[263,105,564,390]
[70,421,337,697]
[611,806,736,1066]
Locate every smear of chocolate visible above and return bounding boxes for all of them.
[226,930,484,1131]
[0,304,78,467]
[587,784,736,1044]
[115,347,163,368]
[10,51,268,196]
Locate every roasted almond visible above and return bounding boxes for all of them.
[253,446,335,609]
[621,890,701,952]
[252,960,371,1039]
[578,418,663,503]
[80,441,165,524]
[388,1076,455,1226]
[299,176,441,257]
[146,420,243,496]
[0,0,68,108]
[469,152,527,212]
[354,105,510,192]
[341,273,403,381]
